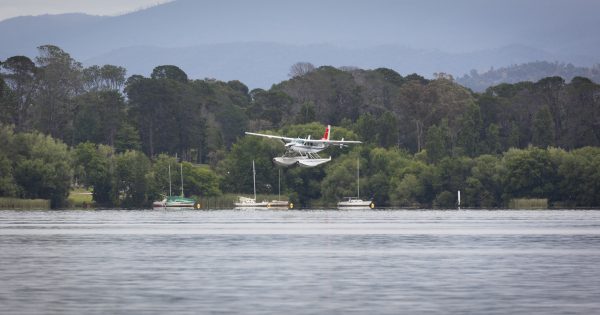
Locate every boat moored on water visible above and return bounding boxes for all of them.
[234,196,269,208]
[336,158,374,209]
[234,161,293,209]
[235,160,270,209]
[337,197,375,209]
[152,162,201,210]
[153,195,201,209]
[267,200,293,209]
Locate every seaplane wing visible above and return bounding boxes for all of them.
[244,132,296,143]
[303,139,362,145]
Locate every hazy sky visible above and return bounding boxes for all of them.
[0,0,173,21]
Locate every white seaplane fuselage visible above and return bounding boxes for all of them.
[286,139,326,154]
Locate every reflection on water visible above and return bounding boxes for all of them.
[1,210,600,314]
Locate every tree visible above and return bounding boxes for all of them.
[73,90,126,146]
[114,121,142,153]
[34,45,83,142]
[249,89,293,128]
[464,155,502,207]
[0,126,19,197]
[83,64,126,91]
[389,159,434,206]
[73,142,117,206]
[532,106,555,148]
[151,65,188,83]
[217,135,281,194]
[457,103,482,157]
[374,68,404,86]
[501,147,560,202]
[115,150,152,208]
[12,130,73,207]
[294,101,316,124]
[534,76,565,144]
[376,111,399,148]
[425,122,449,163]
[320,154,362,202]
[181,163,221,197]
[484,123,501,154]
[288,62,315,78]
[0,56,37,131]
[558,147,600,206]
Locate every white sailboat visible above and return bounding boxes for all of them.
[267,168,293,209]
[337,159,375,209]
[234,160,269,208]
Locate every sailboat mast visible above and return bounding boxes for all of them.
[357,159,360,198]
[168,164,172,196]
[253,160,257,201]
[180,163,184,197]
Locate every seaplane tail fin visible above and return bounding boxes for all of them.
[322,125,331,140]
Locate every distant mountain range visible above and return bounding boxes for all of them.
[2,0,600,88]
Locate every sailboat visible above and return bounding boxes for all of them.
[337,159,375,209]
[153,163,200,209]
[234,160,269,208]
[267,168,293,209]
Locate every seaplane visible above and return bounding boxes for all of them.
[245,125,361,167]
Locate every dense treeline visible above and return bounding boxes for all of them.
[457,61,600,92]
[1,46,599,208]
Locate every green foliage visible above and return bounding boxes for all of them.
[0,56,36,131]
[151,65,188,83]
[114,121,142,153]
[457,103,482,156]
[557,147,600,206]
[181,163,221,197]
[434,191,456,208]
[249,89,293,128]
[321,153,362,202]
[126,74,209,159]
[0,126,17,196]
[464,155,503,207]
[294,101,317,124]
[3,45,600,208]
[1,126,73,208]
[73,142,116,206]
[389,158,434,206]
[83,64,126,91]
[34,45,84,141]
[115,150,152,208]
[150,155,221,199]
[73,90,126,146]
[425,121,450,163]
[217,135,282,194]
[532,106,555,147]
[500,147,561,202]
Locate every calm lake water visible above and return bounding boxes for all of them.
[1,209,599,314]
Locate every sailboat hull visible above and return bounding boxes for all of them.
[337,198,375,209]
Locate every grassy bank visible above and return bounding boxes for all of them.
[68,188,94,208]
[509,198,549,209]
[0,197,51,210]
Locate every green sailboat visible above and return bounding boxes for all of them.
[153,163,200,209]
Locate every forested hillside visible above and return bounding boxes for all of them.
[458,61,600,92]
[1,46,600,208]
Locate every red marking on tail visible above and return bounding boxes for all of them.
[321,125,331,140]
